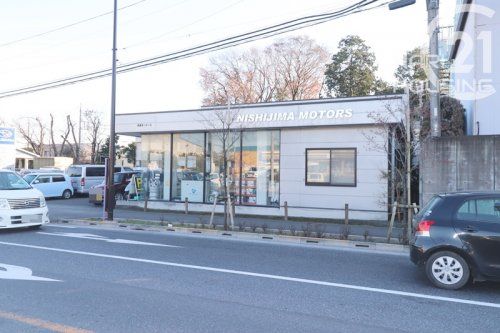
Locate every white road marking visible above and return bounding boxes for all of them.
[46,224,78,229]
[0,241,498,309]
[37,232,180,248]
[0,263,60,282]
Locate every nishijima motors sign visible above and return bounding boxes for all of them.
[236,108,353,123]
[0,128,15,144]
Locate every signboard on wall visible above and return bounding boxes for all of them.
[116,95,406,135]
[0,128,15,145]
[0,128,16,169]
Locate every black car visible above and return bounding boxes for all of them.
[410,192,500,290]
[88,171,140,204]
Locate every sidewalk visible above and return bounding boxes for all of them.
[115,204,405,241]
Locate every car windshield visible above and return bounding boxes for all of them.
[0,172,32,190]
[23,174,37,184]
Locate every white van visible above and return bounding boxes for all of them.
[23,173,73,199]
[66,165,133,194]
[0,170,49,229]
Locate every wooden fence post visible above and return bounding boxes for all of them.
[387,202,398,243]
[344,203,349,226]
[209,197,217,227]
[228,196,234,229]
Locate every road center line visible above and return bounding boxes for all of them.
[0,310,92,333]
[0,241,498,309]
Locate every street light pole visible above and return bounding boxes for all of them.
[105,0,118,221]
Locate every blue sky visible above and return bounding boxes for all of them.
[0,0,456,129]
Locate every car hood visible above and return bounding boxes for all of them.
[0,188,43,199]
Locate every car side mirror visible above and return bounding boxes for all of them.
[33,180,40,184]
[495,203,500,212]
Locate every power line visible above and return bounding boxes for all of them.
[0,0,373,96]
[0,0,148,48]
[0,0,392,99]
[123,0,246,50]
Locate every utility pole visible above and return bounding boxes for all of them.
[427,0,441,137]
[105,0,118,221]
[405,87,412,242]
[78,104,82,163]
[389,0,441,137]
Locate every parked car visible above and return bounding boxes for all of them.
[89,171,140,205]
[0,169,49,229]
[23,173,73,199]
[66,165,133,194]
[410,192,500,290]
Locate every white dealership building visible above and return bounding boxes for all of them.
[116,95,405,221]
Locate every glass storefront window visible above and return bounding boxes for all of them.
[239,130,280,206]
[205,132,241,203]
[140,134,171,200]
[141,130,280,206]
[172,133,205,202]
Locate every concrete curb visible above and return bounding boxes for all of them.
[53,219,409,254]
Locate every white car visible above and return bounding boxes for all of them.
[0,170,49,229]
[23,173,73,199]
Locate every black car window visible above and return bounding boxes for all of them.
[416,196,442,219]
[86,167,105,177]
[52,176,65,182]
[457,200,477,221]
[37,176,51,184]
[457,198,500,223]
[476,199,500,223]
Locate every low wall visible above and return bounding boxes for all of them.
[420,136,500,204]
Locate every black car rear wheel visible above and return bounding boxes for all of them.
[425,251,470,290]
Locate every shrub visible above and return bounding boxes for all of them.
[314,224,326,238]
[302,223,313,237]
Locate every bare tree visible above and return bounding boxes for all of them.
[16,117,47,156]
[49,114,59,156]
[270,36,328,100]
[364,97,418,243]
[48,113,81,159]
[200,102,241,230]
[83,110,104,164]
[59,116,72,157]
[61,115,80,162]
[200,36,328,106]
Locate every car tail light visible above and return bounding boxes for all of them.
[81,178,85,187]
[415,220,435,237]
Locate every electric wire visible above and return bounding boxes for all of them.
[0,0,393,99]
[0,0,148,48]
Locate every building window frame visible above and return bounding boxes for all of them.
[305,148,357,187]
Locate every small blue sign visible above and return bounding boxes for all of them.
[0,128,15,145]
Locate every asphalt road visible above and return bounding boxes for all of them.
[0,223,498,332]
[47,197,403,239]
